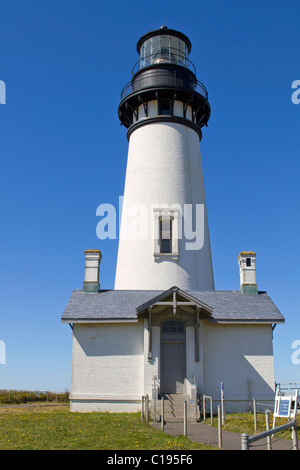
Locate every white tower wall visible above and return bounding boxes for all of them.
[114,120,214,290]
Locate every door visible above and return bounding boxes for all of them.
[160,320,186,394]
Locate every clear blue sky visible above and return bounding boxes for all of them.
[0,0,299,391]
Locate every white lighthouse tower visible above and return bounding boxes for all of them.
[114,26,214,291]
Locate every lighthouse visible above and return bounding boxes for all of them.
[62,25,285,414]
[115,26,214,291]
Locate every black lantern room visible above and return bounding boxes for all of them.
[118,26,211,140]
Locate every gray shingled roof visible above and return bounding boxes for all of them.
[61,288,285,324]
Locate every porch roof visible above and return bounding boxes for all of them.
[61,287,285,324]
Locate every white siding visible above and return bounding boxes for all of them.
[70,322,144,411]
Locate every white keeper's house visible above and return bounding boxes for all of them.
[62,26,285,414]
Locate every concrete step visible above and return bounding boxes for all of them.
[153,394,200,423]
[163,405,197,415]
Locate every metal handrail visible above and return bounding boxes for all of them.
[120,69,208,102]
[276,383,300,391]
[241,420,298,450]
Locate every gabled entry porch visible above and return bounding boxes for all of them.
[137,286,214,399]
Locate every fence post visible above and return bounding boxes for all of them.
[145,394,149,422]
[265,410,272,450]
[253,398,257,433]
[141,396,144,421]
[210,397,213,425]
[203,395,206,421]
[183,401,187,436]
[292,423,298,450]
[241,433,249,450]
[161,397,164,431]
[218,405,222,449]
[153,392,156,423]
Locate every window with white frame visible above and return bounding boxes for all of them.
[153,208,179,260]
[160,215,172,253]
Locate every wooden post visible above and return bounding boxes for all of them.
[161,397,164,431]
[153,387,156,423]
[183,401,187,436]
[265,410,272,450]
[141,396,144,421]
[145,394,149,422]
[253,398,257,433]
[218,405,222,449]
[203,395,206,421]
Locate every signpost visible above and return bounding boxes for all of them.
[273,388,299,428]
[220,382,225,425]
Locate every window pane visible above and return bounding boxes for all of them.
[160,216,172,253]
[160,102,170,115]
[162,320,184,334]
[140,35,189,68]
[161,239,171,253]
[161,217,171,237]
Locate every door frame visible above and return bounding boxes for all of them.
[160,319,186,395]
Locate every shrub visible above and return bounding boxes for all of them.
[0,390,69,404]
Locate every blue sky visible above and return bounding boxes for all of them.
[0,0,299,391]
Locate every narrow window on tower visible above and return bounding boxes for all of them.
[153,209,179,261]
[159,216,172,253]
[246,258,251,267]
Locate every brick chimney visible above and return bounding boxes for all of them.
[83,249,102,292]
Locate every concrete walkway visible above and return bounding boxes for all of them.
[152,421,297,450]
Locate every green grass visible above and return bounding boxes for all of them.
[0,405,216,450]
[206,412,300,438]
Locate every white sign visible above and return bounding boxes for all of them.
[273,388,298,427]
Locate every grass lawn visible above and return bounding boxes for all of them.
[206,412,300,438]
[0,404,216,450]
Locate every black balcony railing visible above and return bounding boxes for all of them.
[120,68,208,103]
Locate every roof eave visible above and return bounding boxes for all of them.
[209,318,285,324]
[61,318,139,324]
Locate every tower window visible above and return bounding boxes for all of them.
[246,258,251,267]
[159,216,172,253]
[153,209,179,261]
[158,100,173,116]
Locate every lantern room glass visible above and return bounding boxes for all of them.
[139,35,189,69]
